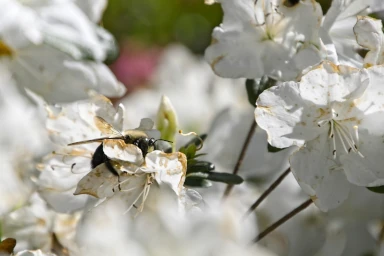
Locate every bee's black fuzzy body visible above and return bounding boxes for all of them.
[90,137,156,176]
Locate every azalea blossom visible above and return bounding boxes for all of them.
[0,62,48,216]
[0,0,125,102]
[201,108,292,178]
[354,16,384,67]
[1,193,80,254]
[321,0,384,67]
[75,190,274,256]
[37,93,124,212]
[38,93,192,215]
[74,150,188,215]
[204,0,323,81]
[13,250,56,256]
[255,61,384,211]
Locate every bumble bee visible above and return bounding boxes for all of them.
[68,116,171,176]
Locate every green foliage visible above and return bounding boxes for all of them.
[367,185,384,194]
[180,134,244,187]
[102,0,223,54]
[245,76,276,107]
[267,143,287,153]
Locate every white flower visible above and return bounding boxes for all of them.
[255,61,384,211]
[74,150,187,215]
[37,93,125,212]
[204,0,323,81]
[0,0,125,102]
[75,190,275,256]
[201,108,292,178]
[321,0,384,67]
[354,16,384,67]
[73,0,107,23]
[0,62,48,216]
[13,250,56,256]
[1,193,80,254]
[39,93,190,215]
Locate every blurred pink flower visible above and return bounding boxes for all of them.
[109,41,161,93]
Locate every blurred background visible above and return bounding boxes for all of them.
[102,0,332,94]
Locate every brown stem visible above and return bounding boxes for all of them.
[243,167,291,219]
[222,120,257,198]
[253,198,313,243]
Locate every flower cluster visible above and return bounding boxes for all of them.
[2,0,384,255]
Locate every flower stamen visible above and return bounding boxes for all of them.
[330,119,364,158]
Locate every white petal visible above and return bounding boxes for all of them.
[354,16,384,67]
[290,132,351,211]
[74,0,107,23]
[299,62,368,103]
[205,0,322,80]
[255,81,325,148]
[37,152,90,212]
[46,94,123,146]
[354,65,384,123]
[11,45,125,102]
[39,1,106,61]
[145,151,187,195]
[103,140,144,164]
[340,129,384,186]
[0,0,42,48]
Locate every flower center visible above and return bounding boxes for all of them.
[329,120,364,159]
[0,41,13,57]
[318,110,364,159]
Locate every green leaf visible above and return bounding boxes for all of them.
[182,134,207,149]
[185,144,197,160]
[184,178,212,187]
[245,79,258,107]
[245,76,275,107]
[187,161,215,173]
[179,143,196,160]
[367,185,384,194]
[186,172,209,179]
[206,172,243,184]
[267,143,287,153]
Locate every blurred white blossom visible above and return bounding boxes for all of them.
[0,0,125,102]
[13,250,56,256]
[121,44,247,133]
[75,189,274,256]
[0,62,48,216]
[1,193,80,254]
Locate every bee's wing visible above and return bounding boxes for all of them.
[68,137,120,146]
[94,116,122,136]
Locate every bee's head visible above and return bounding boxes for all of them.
[148,138,156,147]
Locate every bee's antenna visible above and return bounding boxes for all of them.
[178,130,204,150]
